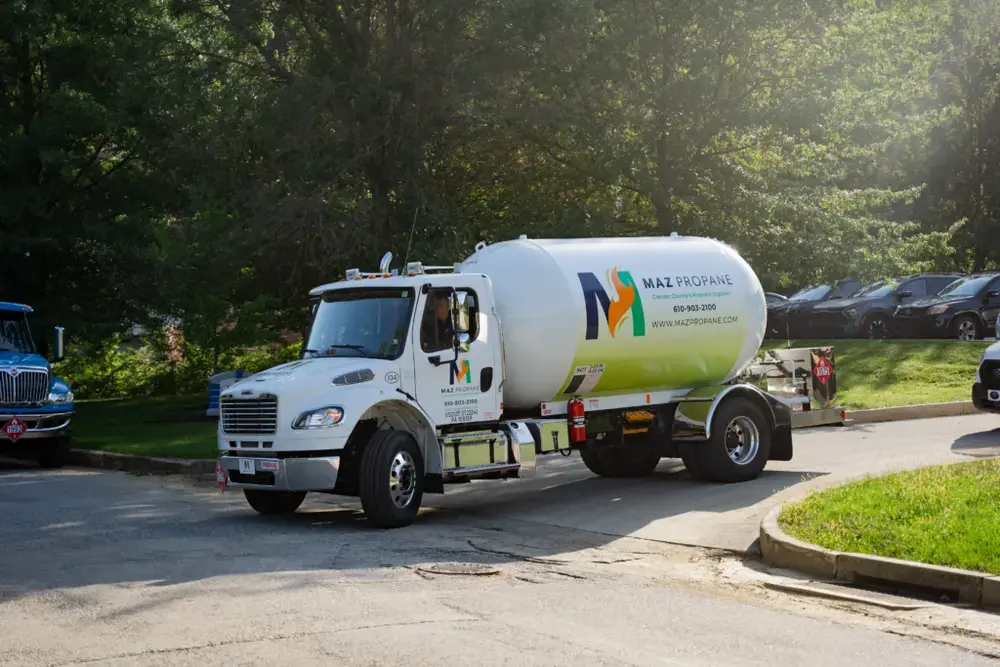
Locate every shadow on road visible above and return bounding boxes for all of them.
[951,427,1000,458]
[0,453,829,602]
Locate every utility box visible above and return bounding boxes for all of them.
[739,346,845,428]
[207,370,246,417]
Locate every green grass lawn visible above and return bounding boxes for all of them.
[780,459,1000,575]
[762,339,992,409]
[71,395,217,459]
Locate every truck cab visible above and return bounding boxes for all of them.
[0,302,74,467]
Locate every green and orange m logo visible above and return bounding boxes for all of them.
[578,268,646,340]
[449,359,472,385]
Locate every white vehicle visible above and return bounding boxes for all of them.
[216,234,795,528]
[973,339,1000,414]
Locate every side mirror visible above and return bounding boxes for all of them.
[987,291,1000,299]
[897,290,913,299]
[53,326,65,362]
[454,331,471,352]
[452,292,471,333]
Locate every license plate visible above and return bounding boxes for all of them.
[239,458,256,475]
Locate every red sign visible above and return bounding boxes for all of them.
[813,357,832,385]
[2,417,26,442]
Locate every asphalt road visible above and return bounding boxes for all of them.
[1,414,1000,666]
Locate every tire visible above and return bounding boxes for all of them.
[865,313,889,339]
[951,315,982,341]
[35,438,68,469]
[679,442,709,481]
[244,489,307,515]
[693,397,771,483]
[579,435,661,478]
[358,429,425,528]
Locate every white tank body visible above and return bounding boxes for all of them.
[458,235,766,409]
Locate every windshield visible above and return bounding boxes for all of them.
[0,312,35,354]
[304,288,414,360]
[788,285,831,302]
[937,275,994,298]
[851,279,899,298]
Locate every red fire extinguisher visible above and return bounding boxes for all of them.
[568,397,586,443]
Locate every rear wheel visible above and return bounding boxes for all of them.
[952,315,982,341]
[579,434,662,478]
[244,489,307,515]
[358,429,425,528]
[694,397,771,483]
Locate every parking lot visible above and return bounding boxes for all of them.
[3,414,1000,666]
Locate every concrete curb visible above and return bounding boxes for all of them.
[846,401,978,425]
[760,503,1000,608]
[65,448,215,477]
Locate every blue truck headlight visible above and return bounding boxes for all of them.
[48,391,74,404]
[292,406,344,429]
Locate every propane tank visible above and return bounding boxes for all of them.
[459,234,767,409]
[567,397,586,443]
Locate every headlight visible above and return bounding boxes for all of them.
[927,305,949,315]
[292,406,344,429]
[845,308,858,318]
[47,391,73,404]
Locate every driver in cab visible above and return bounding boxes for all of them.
[421,293,454,352]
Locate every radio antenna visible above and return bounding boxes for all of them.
[403,208,418,268]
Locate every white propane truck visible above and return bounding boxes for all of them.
[216,234,794,528]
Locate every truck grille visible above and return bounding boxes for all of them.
[220,396,278,434]
[981,361,1000,391]
[0,368,49,405]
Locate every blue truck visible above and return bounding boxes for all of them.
[0,302,74,467]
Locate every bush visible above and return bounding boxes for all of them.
[55,335,302,399]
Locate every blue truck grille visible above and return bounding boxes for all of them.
[0,369,49,405]
[220,396,278,434]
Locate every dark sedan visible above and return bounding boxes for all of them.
[891,273,1000,340]
[766,279,861,339]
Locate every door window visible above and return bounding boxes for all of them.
[419,288,480,353]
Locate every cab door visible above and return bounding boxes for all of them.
[411,276,501,427]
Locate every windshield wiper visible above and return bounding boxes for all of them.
[324,344,373,358]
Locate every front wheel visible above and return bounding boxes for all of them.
[35,438,68,469]
[952,315,982,341]
[693,397,771,483]
[244,489,307,515]
[358,429,425,528]
[865,313,889,339]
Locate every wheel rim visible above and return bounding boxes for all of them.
[389,450,417,509]
[725,416,760,466]
[958,320,977,340]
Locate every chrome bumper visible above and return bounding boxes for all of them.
[0,412,72,441]
[218,454,341,492]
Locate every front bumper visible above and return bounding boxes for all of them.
[0,411,72,442]
[890,314,950,338]
[218,454,341,492]
[973,383,1000,413]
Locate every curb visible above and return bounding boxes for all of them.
[760,503,1000,608]
[65,448,215,477]
[845,401,978,425]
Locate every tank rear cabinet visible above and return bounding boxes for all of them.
[215,234,794,528]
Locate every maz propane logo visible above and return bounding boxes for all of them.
[449,359,472,385]
[577,267,646,340]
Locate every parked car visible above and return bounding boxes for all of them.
[767,278,861,339]
[891,272,1000,340]
[808,273,962,339]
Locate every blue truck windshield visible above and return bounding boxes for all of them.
[0,312,35,354]
[304,288,415,360]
